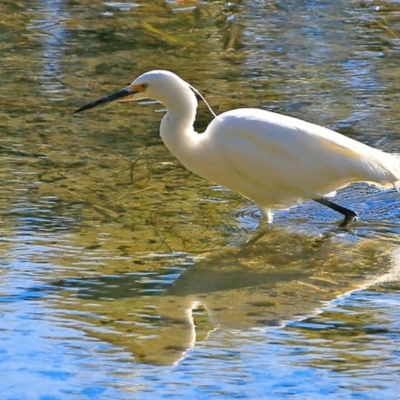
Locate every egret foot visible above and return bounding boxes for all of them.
[313,197,358,227]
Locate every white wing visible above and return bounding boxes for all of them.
[202,108,400,208]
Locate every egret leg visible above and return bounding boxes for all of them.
[241,227,270,248]
[259,207,273,223]
[313,197,358,227]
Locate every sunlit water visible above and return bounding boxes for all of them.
[1,0,400,398]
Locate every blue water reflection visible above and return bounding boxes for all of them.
[0,259,133,399]
[2,279,399,399]
[28,0,69,97]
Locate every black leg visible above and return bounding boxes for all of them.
[313,197,358,227]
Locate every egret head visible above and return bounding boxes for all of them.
[74,70,195,114]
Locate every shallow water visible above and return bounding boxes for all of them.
[1,0,400,398]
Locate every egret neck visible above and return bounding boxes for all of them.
[159,86,204,172]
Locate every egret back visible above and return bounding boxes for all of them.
[193,108,400,209]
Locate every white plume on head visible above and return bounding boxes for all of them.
[189,84,217,118]
[132,70,216,118]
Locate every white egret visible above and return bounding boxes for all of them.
[75,70,400,226]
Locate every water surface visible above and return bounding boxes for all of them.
[1,0,400,398]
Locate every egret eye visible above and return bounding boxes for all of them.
[141,83,148,90]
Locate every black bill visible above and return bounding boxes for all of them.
[74,86,133,114]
